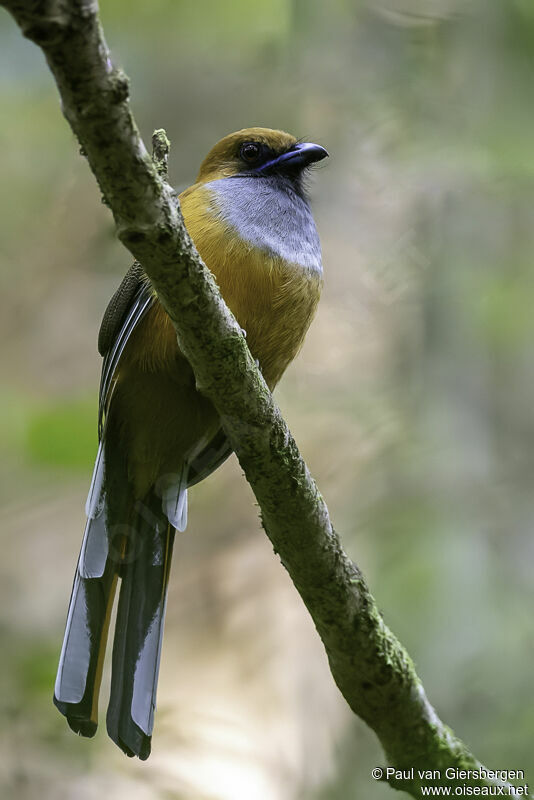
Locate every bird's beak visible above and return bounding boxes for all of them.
[257,142,329,173]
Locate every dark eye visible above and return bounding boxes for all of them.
[240,142,262,163]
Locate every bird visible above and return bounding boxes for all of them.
[53,127,328,760]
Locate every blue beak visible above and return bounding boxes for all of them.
[257,142,329,173]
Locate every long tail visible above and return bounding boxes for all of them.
[106,488,175,760]
[55,437,180,758]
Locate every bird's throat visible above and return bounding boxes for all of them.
[204,174,323,273]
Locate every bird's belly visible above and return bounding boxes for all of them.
[111,359,219,498]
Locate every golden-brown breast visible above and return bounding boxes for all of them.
[124,182,322,390]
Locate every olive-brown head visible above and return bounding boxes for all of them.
[196,127,328,187]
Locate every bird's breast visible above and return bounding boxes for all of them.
[125,176,323,389]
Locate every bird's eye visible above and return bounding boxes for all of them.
[240,142,262,163]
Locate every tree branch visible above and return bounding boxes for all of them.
[1,1,528,795]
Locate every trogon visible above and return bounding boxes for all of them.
[54,127,328,759]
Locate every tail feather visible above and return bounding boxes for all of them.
[106,489,175,760]
[56,427,180,757]
[79,512,109,579]
[54,513,118,736]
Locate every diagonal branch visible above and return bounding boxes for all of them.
[1,1,529,796]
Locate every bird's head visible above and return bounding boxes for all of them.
[196,127,328,194]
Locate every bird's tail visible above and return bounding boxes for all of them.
[54,440,178,760]
[106,487,175,760]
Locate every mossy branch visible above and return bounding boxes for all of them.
[0,0,529,795]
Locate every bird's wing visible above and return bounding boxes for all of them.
[98,265,156,438]
[97,262,147,357]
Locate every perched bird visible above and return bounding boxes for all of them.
[53,127,328,760]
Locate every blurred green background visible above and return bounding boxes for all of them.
[0,0,533,798]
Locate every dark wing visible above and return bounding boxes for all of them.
[98,262,147,357]
[98,265,156,439]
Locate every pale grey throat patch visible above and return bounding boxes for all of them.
[204,174,323,273]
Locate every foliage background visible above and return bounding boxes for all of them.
[0,0,533,797]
